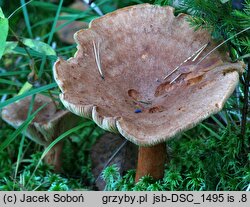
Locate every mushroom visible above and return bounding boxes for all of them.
[1,94,81,172]
[91,133,138,190]
[53,4,245,181]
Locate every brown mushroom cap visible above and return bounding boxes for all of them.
[1,94,79,146]
[53,4,244,146]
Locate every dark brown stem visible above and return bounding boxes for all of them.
[241,58,250,139]
[44,141,64,172]
[135,142,166,182]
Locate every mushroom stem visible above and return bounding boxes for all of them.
[44,141,64,172]
[135,142,166,182]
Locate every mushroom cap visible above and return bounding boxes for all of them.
[1,94,80,146]
[53,4,244,146]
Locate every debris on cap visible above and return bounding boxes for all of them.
[134,109,142,113]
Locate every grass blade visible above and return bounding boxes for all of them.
[14,95,36,186]
[20,0,33,38]
[200,123,222,140]
[0,90,16,95]
[211,115,226,129]
[38,55,46,78]
[0,70,30,77]
[47,0,63,45]
[8,0,33,19]
[30,1,83,13]
[0,78,22,87]
[0,82,57,109]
